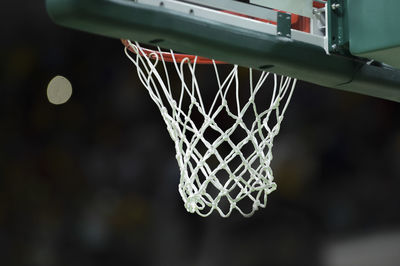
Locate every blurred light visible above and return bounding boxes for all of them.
[47,75,72,105]
[323,231,400,266]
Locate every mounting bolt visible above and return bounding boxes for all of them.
[331,3,341,10]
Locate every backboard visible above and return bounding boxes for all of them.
[46,0,400,100]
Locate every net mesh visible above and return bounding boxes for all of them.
[124,41,296,217]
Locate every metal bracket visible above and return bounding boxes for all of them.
[327,0,349,54]
[277,12,292,38]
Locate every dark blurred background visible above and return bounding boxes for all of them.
[2,2,400,266]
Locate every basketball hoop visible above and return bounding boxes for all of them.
[123,40,296,217]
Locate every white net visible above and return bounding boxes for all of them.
[124,41,296,217]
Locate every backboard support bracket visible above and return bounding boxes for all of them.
[277,12,292,38]
[327,0,349,55]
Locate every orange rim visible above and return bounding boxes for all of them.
[122,40,225,64]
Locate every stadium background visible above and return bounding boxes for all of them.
[1,2,400,265]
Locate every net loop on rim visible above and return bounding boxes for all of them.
[123,40,296,217]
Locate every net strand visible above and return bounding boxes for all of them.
[124,41,296,217]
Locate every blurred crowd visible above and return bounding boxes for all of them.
[1,2,400,266]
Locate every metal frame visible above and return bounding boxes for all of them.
[139,0,326,48]
[47,0,400,102]
[250,0,313,18]
[182,0,277,21]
